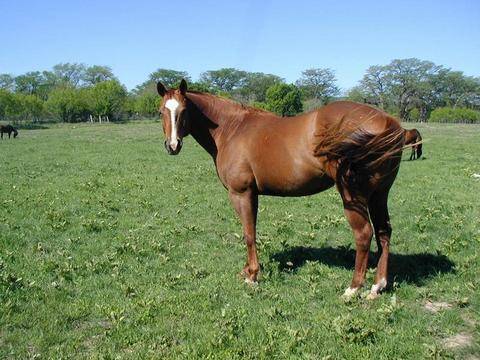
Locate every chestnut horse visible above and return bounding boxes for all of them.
[404,128,423,160]
[157,79,405,300]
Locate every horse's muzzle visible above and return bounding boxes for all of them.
[164,139,182,155]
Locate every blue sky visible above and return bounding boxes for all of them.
[1,0,479,91]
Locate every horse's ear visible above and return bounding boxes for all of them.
[179,79,187,95]
[157,82,167,97]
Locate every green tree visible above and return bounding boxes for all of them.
[134,69,191,95]
[432,69,480,108]
[429,107,480,123]
[134,92,159,118]
[358,65,392,109]
[265,83,303,116]
[14,72,44,95]
[0,89,18,120]
[187,81,215,93]
[239,73,284,103]
[149,69,191,88]
[352,63,480,121]
[199,68,247,93]
[88,80,127,120]
[83,65,116,86]
[346,86,369,103]
[19,94,44,122]
[122,95,137,118]
[296,68,339,104]
[0,74,15,91]
[46,86,89,122]
[53,63,86,87]
[386,58,441,120]
[36,71,60,100]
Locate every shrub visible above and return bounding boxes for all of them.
[46,87,90,122]
[409,108,420,122]
[429,107,480,123]
[265,83,303,116]
[88,80,127,120]
[134,92,159,118]
[252,101,268,111]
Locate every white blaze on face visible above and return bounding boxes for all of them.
[165,98,180,150]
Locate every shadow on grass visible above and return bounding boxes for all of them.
[401,156,427,162]
[110,118,160,125]
[270,245,455,286]
[14,123,50,130]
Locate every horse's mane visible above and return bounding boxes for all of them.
[186,91,274,126]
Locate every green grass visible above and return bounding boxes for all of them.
[1,121,479,359]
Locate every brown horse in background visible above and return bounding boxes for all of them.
[157,80,405,300]
[404,128,423,160]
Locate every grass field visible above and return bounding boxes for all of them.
[1,121,479,359]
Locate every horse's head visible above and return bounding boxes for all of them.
[157,79,190,155]
[13,129,18,138]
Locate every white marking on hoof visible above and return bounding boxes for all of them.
[368,278,387,300]
[342,287,359,301]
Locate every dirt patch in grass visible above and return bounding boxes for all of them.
[424,301,452,313]
[461,313,478,328]
[442,332,474,349]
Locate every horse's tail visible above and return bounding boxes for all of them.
[314,120,405,193]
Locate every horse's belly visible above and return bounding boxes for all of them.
[255,171,334,197]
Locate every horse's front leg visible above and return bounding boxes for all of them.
[228,189,259,283]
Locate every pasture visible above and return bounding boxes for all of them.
[1,121,479,359]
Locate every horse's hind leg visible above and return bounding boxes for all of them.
[340,190,373,299]
[366,189,391,299]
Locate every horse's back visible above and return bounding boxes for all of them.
[404,128,421,145]
[1,124,14,132]
[315,101,402,134]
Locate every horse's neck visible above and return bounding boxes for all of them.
[186,92,246,159]
[189,113,218,160]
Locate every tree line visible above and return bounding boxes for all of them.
[1,59,479,124]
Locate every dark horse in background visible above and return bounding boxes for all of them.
[0,124,18,139]
[404,128,423,160]
[157,79,406,300]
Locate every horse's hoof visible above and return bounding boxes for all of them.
[244,277,258,286]
[341,287,359,301]
[240,266,259,285]
[366,279,386,300]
